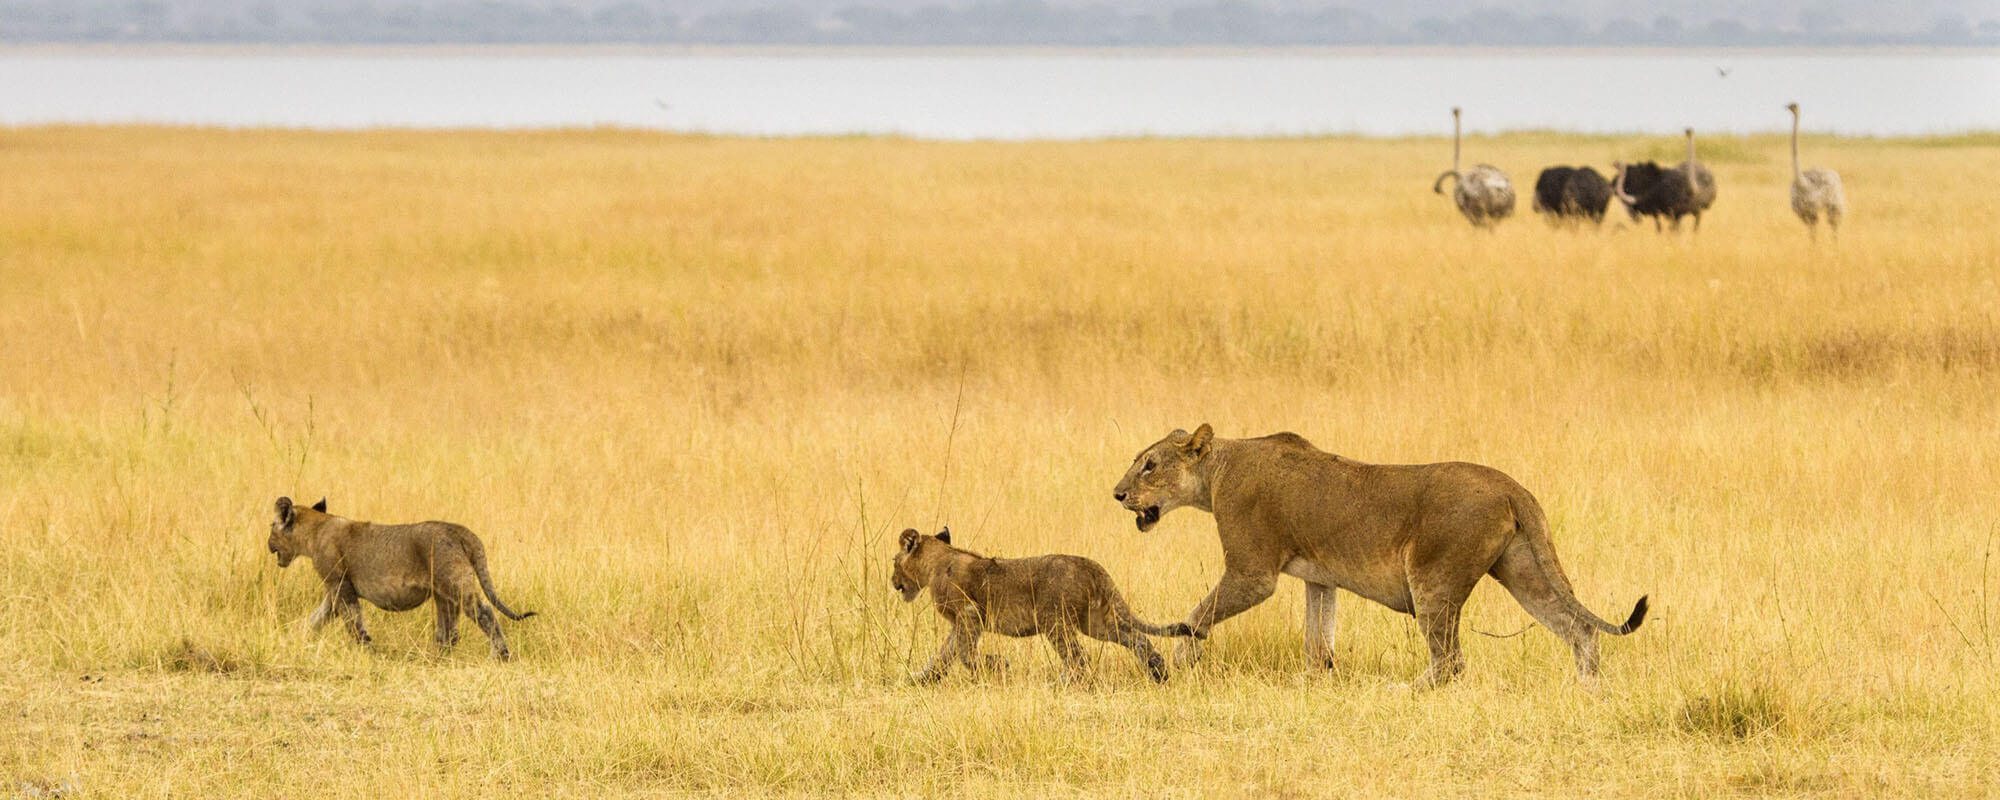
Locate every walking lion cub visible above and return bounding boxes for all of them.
[891,527,1200,683]
[266,496,536,660]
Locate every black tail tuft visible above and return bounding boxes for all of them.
[1617,595,1648,635]
[1163,623,1207,640]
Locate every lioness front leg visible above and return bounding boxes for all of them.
[1177,569,1277,667]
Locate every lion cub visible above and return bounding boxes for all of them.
[266,497,536,661]
[891,527,1201,683]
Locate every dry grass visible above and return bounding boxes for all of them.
[1,125,1997,797]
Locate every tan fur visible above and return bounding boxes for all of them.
[266,496,536,661]
[1113,425,1646,687]
[891,527,1200,684]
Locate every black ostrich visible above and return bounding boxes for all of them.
[1532,165,1613,225]
[1611,160,1699,231]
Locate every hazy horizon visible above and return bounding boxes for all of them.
[6,0,1997,47]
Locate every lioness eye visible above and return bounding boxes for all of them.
[1142,460,1154,474]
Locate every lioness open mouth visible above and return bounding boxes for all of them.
[1134,506,1161,531]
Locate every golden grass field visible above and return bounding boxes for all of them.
[2,125,1998,797]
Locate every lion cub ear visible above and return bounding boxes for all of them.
[935,526,951,545]
[900,529,923,553]
[1183,423,1214,458]
[275,496,295,525]
[311,497,327,513]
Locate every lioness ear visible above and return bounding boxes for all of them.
[936,526,951,545]
[274,496,295,525]
[311,497,327,513]
[900,529,922,553]
[1183,423,1213,458]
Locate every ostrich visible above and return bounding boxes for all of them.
[1432,107,1515,228]
[1677,127,1718,230]
[1611,160,1697,231]
[1533,165,1612,225]
[1787,103,1846,240]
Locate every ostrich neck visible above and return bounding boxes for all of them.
[1800,115,1816,179]
[1685,133,1696,164]
[1452,117,1461,172]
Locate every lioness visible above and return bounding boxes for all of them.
[1113,425,1646,687]
[266,497,536,661]
[891,527,1202,684]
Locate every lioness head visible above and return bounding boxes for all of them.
[267,496,327,568]
[891,526,950,602]
[1112,424,1213,532]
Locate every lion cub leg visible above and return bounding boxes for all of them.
[1044,625,1092,685]
[439,568,511,661]
[1110,627,1170,683]
[462,599,512,661]
[334,581,371,646]
[914,613,982,684]
[432,597,461,651]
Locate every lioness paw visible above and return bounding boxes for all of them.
[1172,638,1204,668]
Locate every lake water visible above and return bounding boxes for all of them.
[3,49,1995,138]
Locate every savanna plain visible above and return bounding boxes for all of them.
[2,126,1998,797]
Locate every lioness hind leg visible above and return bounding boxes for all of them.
[1490,546,1600,680]
[1411,598,1467,690]
[1408,575,1478,690]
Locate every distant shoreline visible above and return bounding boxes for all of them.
[4,43,1998,58]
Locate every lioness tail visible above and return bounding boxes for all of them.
[1511,494,1645,637]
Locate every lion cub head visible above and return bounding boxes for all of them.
[267,496,328,568]
[890,527,952,602]
[1112,423,1213,532]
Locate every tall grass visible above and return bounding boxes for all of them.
[1,126,1997,797]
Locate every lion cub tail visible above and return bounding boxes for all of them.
[1133,620,1208,640]
[459,529,537,621]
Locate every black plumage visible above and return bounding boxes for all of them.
[1532,165,1612,224]
[1612,160,1698,231]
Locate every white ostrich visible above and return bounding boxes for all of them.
[1786,103,1845,240]
[1678,127,1717,229]
[1431,107,1515,228]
